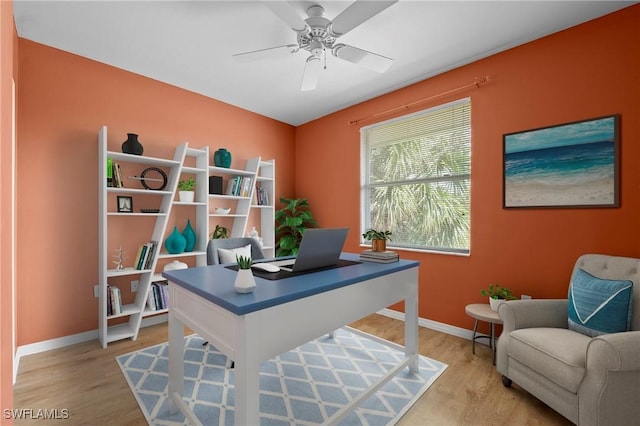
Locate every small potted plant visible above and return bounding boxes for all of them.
[234,255,255,293]
[210,224,229,239]
[481,284,517,311]
[362,228,392,252]
[178,177,196,202]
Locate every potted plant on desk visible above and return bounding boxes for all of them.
[234,255,256,293]
[178,177,196,202]
[481,284,517,311]
[362,228,393,252]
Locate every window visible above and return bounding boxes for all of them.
[360,98,471,254]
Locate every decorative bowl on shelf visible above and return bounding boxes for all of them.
[215,207,231,215]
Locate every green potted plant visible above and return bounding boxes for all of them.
[362,228,392,252]
[481,284,517,311]
[210,224,229,239]
[234,255,255,293]
[275,197,317,256]
[178,177,196,202]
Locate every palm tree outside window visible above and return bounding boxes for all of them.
[360,98,471,254]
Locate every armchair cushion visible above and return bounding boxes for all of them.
[568,268,633,337]
[509,328,591,393]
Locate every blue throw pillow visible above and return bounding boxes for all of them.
[568,268,633,337]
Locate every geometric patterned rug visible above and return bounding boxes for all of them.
[116,327,447,425]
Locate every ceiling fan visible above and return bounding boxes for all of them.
[233,1,398,91]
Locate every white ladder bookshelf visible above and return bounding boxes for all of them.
[98,127,276,347]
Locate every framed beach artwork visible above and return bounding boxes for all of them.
[503,115,620,208]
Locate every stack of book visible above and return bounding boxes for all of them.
[147,279,169,311]
[359,249,399,263]
[133,241,158,270]
[107,285,122,316]
[254,184,270,206]
[226,176,253,197]
[106,158,125,188]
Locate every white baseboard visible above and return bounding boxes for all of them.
[13,314,168,384]
[14,310,484,384]
[376,308,480,341]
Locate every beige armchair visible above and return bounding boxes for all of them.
[496,254,640,426]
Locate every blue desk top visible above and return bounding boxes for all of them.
[162,253,419,315]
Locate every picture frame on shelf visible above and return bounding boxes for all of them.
[117,196,133,213]
[503,114,620,209]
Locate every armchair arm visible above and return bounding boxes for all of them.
[498,299,569,333]
[578,331,640,426]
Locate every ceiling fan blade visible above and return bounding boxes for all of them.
[329,0,398,37]
[301,56,322,91]
[264,1,308,32]
[233,44,298,62]
[332,44,393,73]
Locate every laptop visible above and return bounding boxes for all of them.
[268,228,349,272]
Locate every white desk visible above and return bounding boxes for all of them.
[163,253,419,425]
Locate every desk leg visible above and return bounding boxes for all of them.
[234,315,260,425]
[405,285,419,374]
[168,309,184,414]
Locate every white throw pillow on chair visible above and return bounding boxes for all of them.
[217,244,252,264]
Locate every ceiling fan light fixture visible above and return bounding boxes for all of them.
[309,39,324,57]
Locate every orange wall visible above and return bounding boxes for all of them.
[12,5,640,347]
[1,0,17,418]
[295,5,640,329]
[16,40,296,345]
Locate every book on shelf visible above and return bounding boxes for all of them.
[225,176,253,197]
[109,286,122,315]
[359,249,399,263]
[241,177,252,197]
[143,241,158,269]
[147,279,169,311]
[254,184,269,206]
[106,285,112,316]
[133,241,158,270]
[106,158,113,187]
[108,160,124,188]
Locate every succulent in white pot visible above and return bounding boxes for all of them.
[234,255,256,293]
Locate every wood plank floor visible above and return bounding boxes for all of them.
[13,314,572,425]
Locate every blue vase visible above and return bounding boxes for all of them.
[165,226,186,254]
[182,219,196,252]
[214,148,232,168]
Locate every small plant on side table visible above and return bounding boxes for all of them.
[234,255,255,293]
[362,228,392,252]
[481,284,517,311]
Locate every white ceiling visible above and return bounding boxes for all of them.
[13,1,636,126]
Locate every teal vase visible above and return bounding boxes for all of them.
[214,148,232,168]
[182,219,196,252]
[165,226,186,254]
